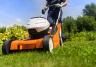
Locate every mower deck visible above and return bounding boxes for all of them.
[10,38,44,50]
[2,23,63,54]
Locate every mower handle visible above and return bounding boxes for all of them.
[47,4,62,8]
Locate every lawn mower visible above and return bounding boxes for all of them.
[2,5,64,54]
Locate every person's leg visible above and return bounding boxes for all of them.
[52,8,60,24]
[59,9,63,23]
[47,7,61,26]
[47,10,54,26]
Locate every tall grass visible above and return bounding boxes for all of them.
[0,40,96,67]
[0,26,96,67]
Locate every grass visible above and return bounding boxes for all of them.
[0,41,96,67]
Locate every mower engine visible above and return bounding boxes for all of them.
[26,17,50,38]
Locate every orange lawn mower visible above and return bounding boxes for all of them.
[2,5,65,54]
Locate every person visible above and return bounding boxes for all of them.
[42,0,67,26]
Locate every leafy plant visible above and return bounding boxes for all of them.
[0,25,28,45]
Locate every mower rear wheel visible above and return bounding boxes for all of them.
[43,36,54,53]
[2,39,12,54]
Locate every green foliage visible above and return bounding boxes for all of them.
[0,25,28,45]
[69,32,96,41]
[0,41,96,67]
[6,25,28,39]
[0,27,6,33]
[63,16,77,33]
[83,3,96,19]
[63,16,96,33]
[76,16,96,32]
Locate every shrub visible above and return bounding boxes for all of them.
[0,27,6,33]
[69,32,96,41]
[62,16,96,34]
[63,16,77,33]
[0,25,28,45]
[76,16,96,32]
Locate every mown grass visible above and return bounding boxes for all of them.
[0,41,96,67]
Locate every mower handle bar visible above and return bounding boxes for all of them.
[47,4,62,8]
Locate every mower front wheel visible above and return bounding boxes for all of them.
[43,36,54,53]
[2,39,12,54]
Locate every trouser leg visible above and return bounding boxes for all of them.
[47,8,61,26]
[47,11,54,26]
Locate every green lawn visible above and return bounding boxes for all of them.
[0,41,96,67]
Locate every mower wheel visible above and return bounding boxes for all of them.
[2,39,12,54]
[43,36,54,53]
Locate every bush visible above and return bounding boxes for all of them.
[63,16,77,33]
[0,27,6,33]
[62,16,96,34]
[0,25,28,45]
[69,32,96,41]
[76,16,96,32]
